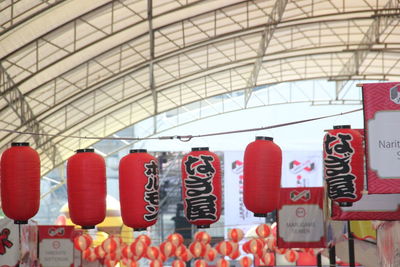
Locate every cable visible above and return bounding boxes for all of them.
[0,108,362,142]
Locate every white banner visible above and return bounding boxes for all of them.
[281,150,323,188]
[0,218,19,267]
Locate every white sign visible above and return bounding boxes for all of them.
[278,204,324,242]
[368,111,400,178]
[0,218,19,266]
[39,239,73,267]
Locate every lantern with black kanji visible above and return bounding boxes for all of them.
[181,147,221,228]
[67,148,106,229]
[323,125,364,207]
[1,142,40,224]
[243,137,282,217]
[119,149,160,231]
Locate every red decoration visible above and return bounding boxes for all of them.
[243,137,282,217]
[150,259,163,267]
[284,249,299,262]
[194,231,211,244]
[167,233,184,246]
[216,258,229,267]
[256,224,271,238]
[227,228,244,242]
[215,241,233,256]
[229,247,241,260]
[104,259,119,267]
[172,260,186,267]
[189,241,206,258]
[102,236,119,254]
[83,247,97,262]
[177,249,192,262]
[122,244,134,260]
[194,259,207,267]
[130,239,147,259]
[248,238,264,258]
[323,126,364,206]
[239,256,253,267]
[1,143,40,224]
[297,252,317,266]
[67,148,106,228]
[95,245,106,259]
[204,247,217,262]
[74,233,92,251]
[146,246,160,260]
[137,234,152,246]
[119,149,160,230]
[125,260,140,267]
[261,252,275,266]
[181,147,221,228]
[175,244,187,257]
[159,241,176,258]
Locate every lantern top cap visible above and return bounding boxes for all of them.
[333,125,351,129]
[11,142,29,147]
[129,149,147,153]
[76,148,95,153]
[191,147,209,151]
[256,136,273,141]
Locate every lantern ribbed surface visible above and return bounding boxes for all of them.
[67,149,106,228]
[119,149,159,230]
[181,147,221,228]
[1,142,40,224]
[323,126,364,206]
[243,137,282,216]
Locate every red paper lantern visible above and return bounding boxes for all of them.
[243,137,282,217]
[284,249,299,262]
[150,259,163,267]
[194,259,207,267]
[104,259,119,267]
[216,258,229,267]
[1,142,40,224]
[261,252,275,266]
[323,125,364,206]
[177,249,192,262]
[126,260,140,267]
[239,256,253,267]
[167,233,184,247]
[189,241,206,258]
[95,245,106,259]
[74,233,92,251]
[204,248,217,262]
[102,236,119,254]
[227,228,244,242]
[175,244,187,258]
[67,148,106,228]
[172,260,186,267]
[181,147,221,228]
[83,247,97,262]
[215,241,234,256]
[122,244,134,260]
[159,241,176,258]
[130,240,147,259]
[146,246,160,260]
[119,149,160,230]
[229,247,241,260]
[194,231,211,244]
[137,234,152,246]
[248,238,264,258]
[256,224,271,238]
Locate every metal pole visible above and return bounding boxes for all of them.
[348,221,355,267]
[329,245,336,267]
[317,252,322,267]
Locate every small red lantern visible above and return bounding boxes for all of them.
[215,241,234,257]
[120,149,160,230]
[194,259,207,267]
[95,245,106,259]
[104,259,119,267]
[130,239,147,259]
[189,241,206,258]
[146,246,160,260]
[323,125,364,206]
[167,233,184,247]
[239,256,253,267]
[126,260,140,267]
[150,259,163,267]
[122,244,134,260]
[1,142,40,224]
[256,224,271,238]
[266,237,276,251]
[67,148,106,228]
[137,234,152,246]
[175,244,187,258]
[229,247,241,260]
[172,260,186,267]
[216,259,229,267]
[228,228,244,242]
[181,147,221,228]
[74,233,92,251]
[177,249,192,262]
[83,247,97,262]
[262,252,275,265]
[159,241,176,258]
[194,231,211,244]
[204,248,217,262]
[243,137,282,217]
[248,238,264,258]
[285,249,299,262]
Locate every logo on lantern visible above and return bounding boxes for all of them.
[390,84,400,104]
[183,155,217,221]
[143,160,159,222]
[290,190,311,202]
[324,132,357,201]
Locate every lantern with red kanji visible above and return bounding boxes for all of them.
[1,142,40,224]
[181,147,221,228]
[243,137,282,217]
[67,148,106,229]
[323,125,364,206]
[119,149,160,231]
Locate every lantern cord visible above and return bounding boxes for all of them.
[0,108,362,142]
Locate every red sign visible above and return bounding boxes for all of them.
[362,82,400,193]
[277,187,325,248]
